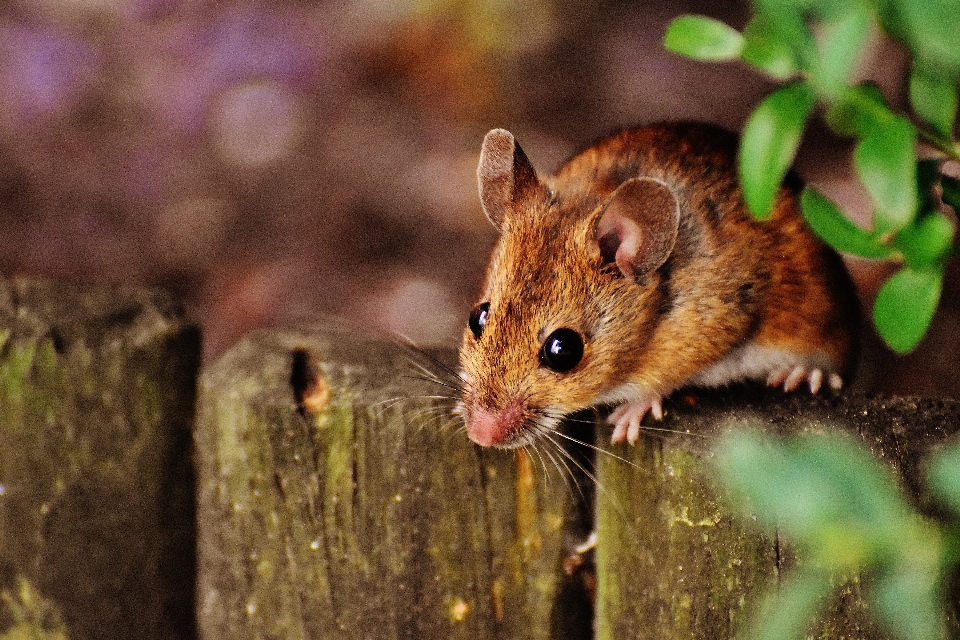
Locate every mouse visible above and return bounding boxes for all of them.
[456,122,859,448]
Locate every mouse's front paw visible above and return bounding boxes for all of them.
[607,396,664,445]
[767,366,843,394]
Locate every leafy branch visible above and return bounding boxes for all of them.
[665,0,960,353]
[714,427,960,640]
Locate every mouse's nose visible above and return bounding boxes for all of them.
[465,400,526,448]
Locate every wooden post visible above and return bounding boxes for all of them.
[595,387,960,639]
[195,329,591,639]
[198,329,960,639]
[0,277,200,640]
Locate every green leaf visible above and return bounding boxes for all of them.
[744,566,832,640]
[873,266,943,353]
[928,441,960,516]
[801,188,893,259]
[917,159,942,214]
[739,81,816,218]
[741,14,816,79]
[664,15,744,60]
[895,212,955,269]
[870,561,946,640]
[814,7,871,98]
[854,117,918,232]
[825,83,891,137]
[714,429,910,561]
[712,428,784,532]
[909,65,958,138]
[753,0,859,22]
[787,433,914,561]
[943,176,960,211]
[876,0,960,81]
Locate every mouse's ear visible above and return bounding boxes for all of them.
[477,129,544,231]
[595,177,680,279]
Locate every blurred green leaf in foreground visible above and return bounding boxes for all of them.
[715,426,956,640]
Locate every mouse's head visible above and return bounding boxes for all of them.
[458,129,681,448]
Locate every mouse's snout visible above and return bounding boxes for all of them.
[464,398,529,448]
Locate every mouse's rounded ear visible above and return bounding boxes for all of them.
[595,177,680,279]
[477,129,544,231]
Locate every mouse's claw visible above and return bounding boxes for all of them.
[608,396,664,445]
[767,366,843,394]
[828,372,844,391]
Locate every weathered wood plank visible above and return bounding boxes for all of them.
[595,388,960,639]
[0,277,200,640]
[196,329,588,639]
[197,327,960,639]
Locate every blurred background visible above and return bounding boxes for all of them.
[0,0,955,396]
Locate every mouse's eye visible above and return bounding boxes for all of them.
[539,328,584,373]
[469,302,490,339]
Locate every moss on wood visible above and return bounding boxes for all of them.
[196,330,584,640]
[595,387,960,640]
[0,277,200,640]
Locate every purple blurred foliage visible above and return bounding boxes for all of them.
[0,24,101,122]
[137,5,328,134]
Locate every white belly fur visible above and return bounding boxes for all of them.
[594,342,839,406]
[687,342,838,387]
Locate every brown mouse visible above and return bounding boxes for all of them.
[457,122,858,448]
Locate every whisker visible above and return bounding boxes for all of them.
[395,337,464,380]
[549,428,642,471]
[536,435,581,499]
[526,442,553,491]
[545,442,584,497]
[547,432,632,521]
[542,430,594,483]
[540,430,614,512]
[402,374,463,394]
[406,404,458,433]
[405,357,458,382]
[405,360,458,382]
[402,394,458,403]
[370,396,408,410]
[419,411,459,435]
[634,424,713,439]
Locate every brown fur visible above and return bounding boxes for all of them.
[459,122,859,448]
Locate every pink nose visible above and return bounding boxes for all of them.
[466,402,524,447]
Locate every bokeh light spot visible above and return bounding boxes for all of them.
[209,80,303,168]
